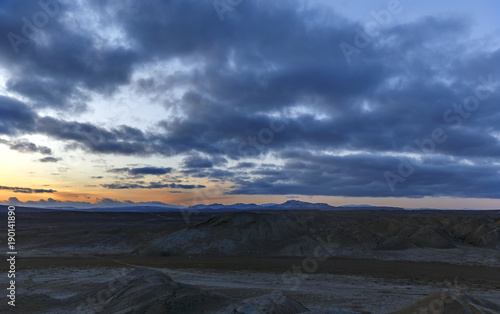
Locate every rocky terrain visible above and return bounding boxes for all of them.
[3,265,499,313]
[391,290,500,314]
[1,205,499,313]
[0,268,309,314]
[137,210,500,266]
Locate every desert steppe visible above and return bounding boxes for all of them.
[1,206,499,313]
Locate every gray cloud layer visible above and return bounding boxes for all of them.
[0,137,52,155]
[1,0,499,198]
[0,185,56,194]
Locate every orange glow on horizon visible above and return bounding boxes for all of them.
[1,188,499,210]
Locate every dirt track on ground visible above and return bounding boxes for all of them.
[12,255,500,287]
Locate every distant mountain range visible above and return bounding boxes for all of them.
[1,199,494,212]
[0,199,406,212]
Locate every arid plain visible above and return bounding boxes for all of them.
[1,205,500,313]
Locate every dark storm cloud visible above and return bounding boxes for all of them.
[0,138,51,155]
[35,117,148,155]
[0,96,37,135]
[107,166,172,176]
[12,141,51,155]
[181,168,235,182]
[110,0,381,110]
[1,0,500,199]
[6,77,89,112]
[182,155,214,168]
[0,0,138,112]
[228,151,500,198]
[39,156,59,163]
[101,182,205,190]
[2,2,498,159]
[0,185,56,194]
[234,162,256,169]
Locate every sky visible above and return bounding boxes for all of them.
[0,0,500,209]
